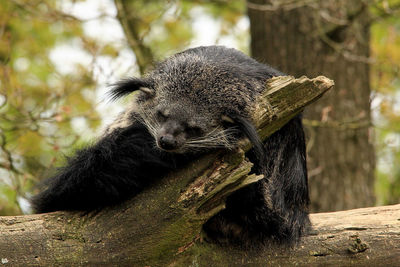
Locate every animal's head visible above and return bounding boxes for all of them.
[110,46,265,158]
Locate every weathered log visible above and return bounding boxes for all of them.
[12,76,400,267]
[1,203,399,266]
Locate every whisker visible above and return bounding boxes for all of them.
[185,127,239,150]
[136,105,159,140]
[134,107,239,152]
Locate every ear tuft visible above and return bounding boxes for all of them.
[109,78,152,101]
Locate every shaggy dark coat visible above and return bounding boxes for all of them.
[32,46,310,247]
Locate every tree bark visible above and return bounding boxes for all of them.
[6,76,388,267]
[1,203,399,266]
[114,0,154,74]
[248,0,375,212]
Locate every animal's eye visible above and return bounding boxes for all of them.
[156,110,168,121]
[186,126,203,137]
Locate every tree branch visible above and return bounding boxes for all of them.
[12,76,400,267]
[114,0,154,74]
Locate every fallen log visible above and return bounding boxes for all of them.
[9,76,399,267]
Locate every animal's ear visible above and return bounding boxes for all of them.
[109,78,154,101]
[223,114,265,170]
[221,115,235,124]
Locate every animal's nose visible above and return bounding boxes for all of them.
[158,135,178,150]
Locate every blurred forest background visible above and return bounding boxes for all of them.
[0,0,399,215]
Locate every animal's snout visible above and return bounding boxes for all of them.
[158,134,178,151]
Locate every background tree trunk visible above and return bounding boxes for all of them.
[248,0,375,212]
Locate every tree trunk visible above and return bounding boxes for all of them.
[0,76,352,267]
[248,0,375,212]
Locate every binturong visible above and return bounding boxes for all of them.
[31,46,310,248]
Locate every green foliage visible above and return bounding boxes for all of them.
[0,0,248,215]
[122,0,246,59]
[0,0,105,214]
[370,4,400,205]
[0,184,20,215]
[1,0,399,215]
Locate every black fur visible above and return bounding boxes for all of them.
[31,46,310,248]
[109,78,152,101]
[203,116,310,246]
[231,114,266,173]
[32,122,191,212]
